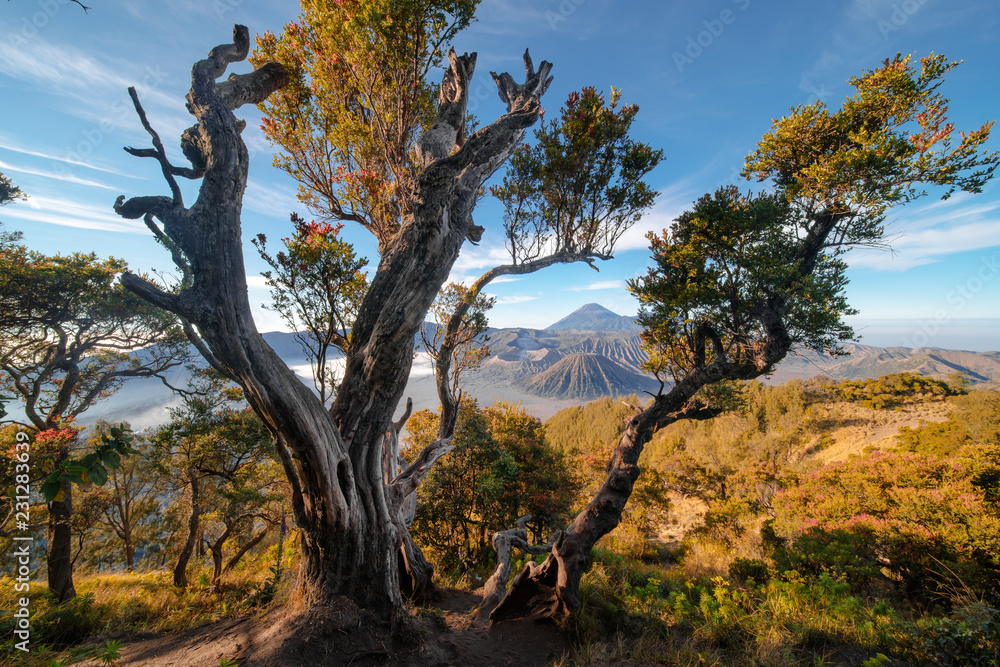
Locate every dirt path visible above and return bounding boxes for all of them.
[77,590,571,667]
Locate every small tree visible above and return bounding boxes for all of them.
[494,53,998,622]
[82,423,162,572]
[151,370,276,588]
[419,282,494,408]
[406,401,576,570]
[200,458,284,587]
[252,213,368,407]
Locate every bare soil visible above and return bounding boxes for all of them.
[81,589,571,667]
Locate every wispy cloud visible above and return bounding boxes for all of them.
[0,135,138,177]
[568,280,625,292]
[246,275,272,290]
[494,295,539,306]
[0,28,179,141]
[849,194,1000,270]
[615,178,699,252]
[851,219,1000,270]
[0,160,113,190]
[243,179,302,218]
[1,194,146,234]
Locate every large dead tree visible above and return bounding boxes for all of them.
[115,25,551,620]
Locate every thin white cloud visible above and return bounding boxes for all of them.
[447,242,513,284]
[0,160,113,190]
[568,280,626,292]
[494,295,540,305]
[246,275,272,290]
[0,28,180,139]
[243,179,302,218]
[1,194,146,234]
[850,218,1000,270]
[0,135,138,177]
[615,179,698,252]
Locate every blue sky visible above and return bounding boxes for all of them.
[1,0,998,350]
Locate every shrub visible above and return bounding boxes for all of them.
[728,558,770,585]
[772,444,1000,601]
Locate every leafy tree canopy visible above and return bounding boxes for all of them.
[252,0,480,249]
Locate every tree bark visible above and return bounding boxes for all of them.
[123,522,135,572]
[476,515,555,618]
[173,471,200,589]
[47,478,75,602]
[116,27,552,621]
[223,525,269,576]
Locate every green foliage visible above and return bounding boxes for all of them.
[252,0,479,246]
[0,248,187,429]
[420,282,495,393]
[631,187,857,381]
[40,425,139,502]
[27,592,99,647]
[904,602,999,666]
[492,86,663,264]
[245,529,285,608]
[895,418,968,456]
[408,401,577,569]
[0,171,25,208]
[728,558,770,586]
[950,389,1000,445]
[252,213,367,405]
[744,53,998,219]
[544,394,646,456]
[834,372,956,409]
[97,639,124,666]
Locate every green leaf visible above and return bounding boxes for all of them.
[41,479,62,502]
[101,449,121,469]
[86,465,108,486]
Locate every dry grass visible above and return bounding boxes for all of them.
[806,400,950,465]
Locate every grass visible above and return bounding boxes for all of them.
[0,540,297,666]
[548,547,912,666]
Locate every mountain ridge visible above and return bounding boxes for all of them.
[71,305,999,429]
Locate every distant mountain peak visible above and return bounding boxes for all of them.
[545,303,640,332]
[575,303,618,314]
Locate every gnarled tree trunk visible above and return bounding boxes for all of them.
[115,26,552,621]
